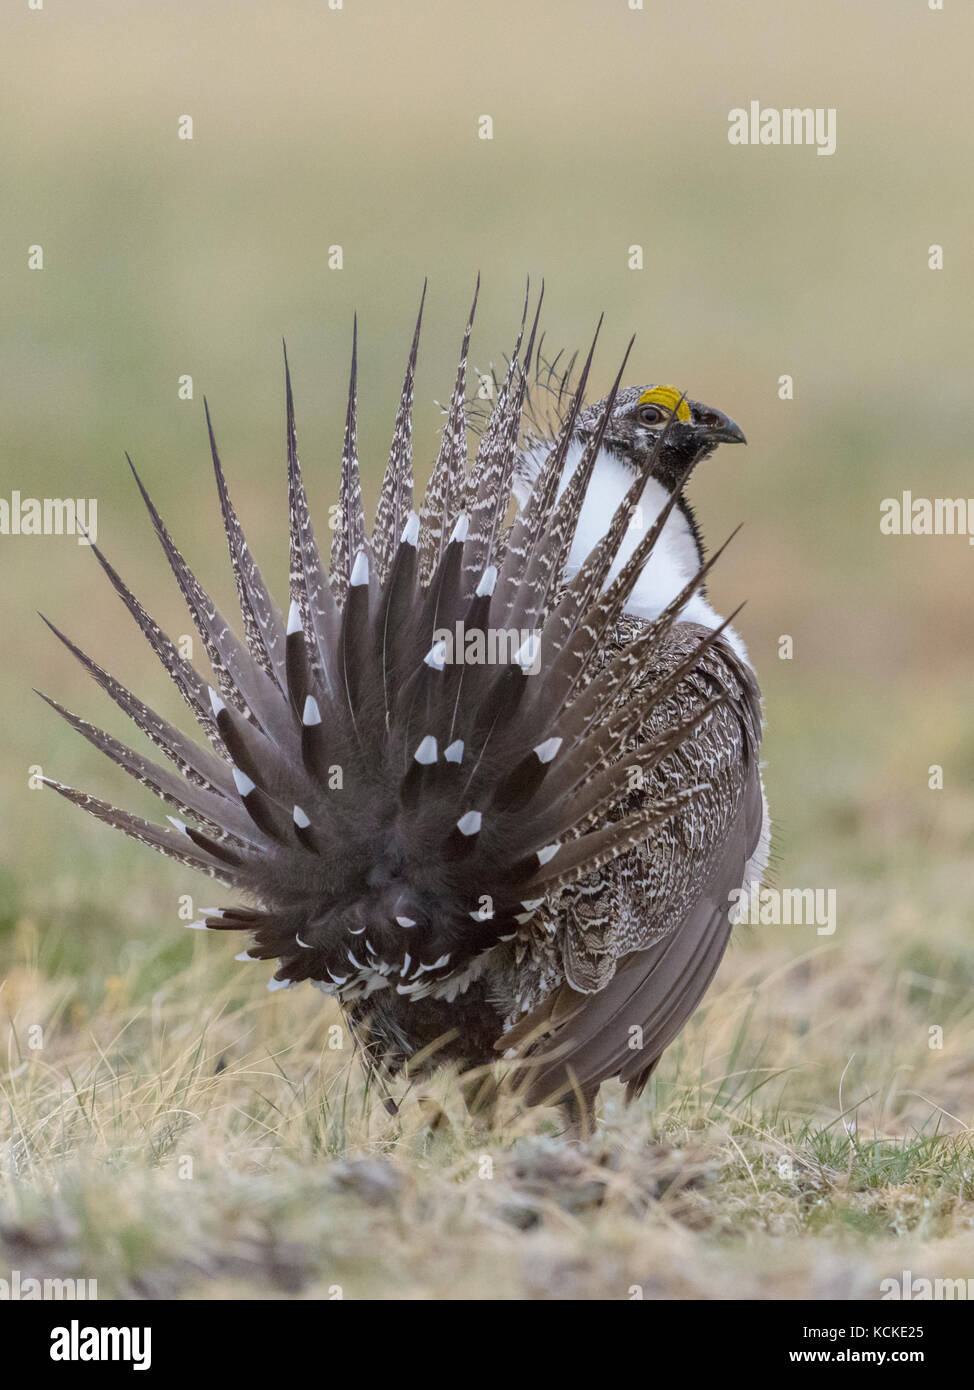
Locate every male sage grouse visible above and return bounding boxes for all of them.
[41,285,770,1126]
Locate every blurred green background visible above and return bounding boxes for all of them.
[2,0,973,1017]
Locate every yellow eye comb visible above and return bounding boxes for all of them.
[637,385,691,422]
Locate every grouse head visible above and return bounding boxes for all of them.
[574,384,746,493]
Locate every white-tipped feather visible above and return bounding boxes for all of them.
[424,639,447,671]
[475,565,497,598]
[414,734,438,764]
[534,736,562,764]
[516,634,541,671]
[232,766,255,797]
[349,548,370,587]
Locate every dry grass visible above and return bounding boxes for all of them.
[3,774,973,1299]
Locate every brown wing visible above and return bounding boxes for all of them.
[499,621,765,1107]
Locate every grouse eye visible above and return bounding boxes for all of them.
[638,405,663,426]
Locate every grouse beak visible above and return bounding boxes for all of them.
[690,405,747,447]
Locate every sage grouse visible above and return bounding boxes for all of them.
[41,287,770,1123]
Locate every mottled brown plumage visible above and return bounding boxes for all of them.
[499,618,765,1110]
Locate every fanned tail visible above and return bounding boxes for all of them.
[42,289,731,1018]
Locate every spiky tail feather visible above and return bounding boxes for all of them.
[41,291,728,1019]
